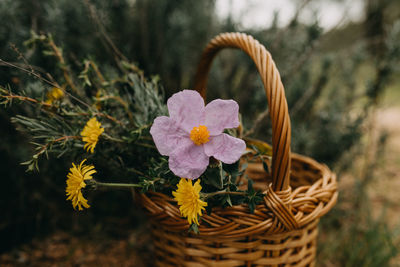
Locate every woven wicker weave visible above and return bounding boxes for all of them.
[136,32,338,266]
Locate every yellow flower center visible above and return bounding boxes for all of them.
[190,125,210,145]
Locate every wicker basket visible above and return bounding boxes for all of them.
[136,32,338,266]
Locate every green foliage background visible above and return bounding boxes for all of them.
[1,0,400,265]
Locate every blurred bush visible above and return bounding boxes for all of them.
[1,0,400,265]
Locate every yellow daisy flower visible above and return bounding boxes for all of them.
[172,178,207,225]
[66,159,96,210]
[45,87,64,105]
[81,117,104,153]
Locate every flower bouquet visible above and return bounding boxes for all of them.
[1,32,337,266]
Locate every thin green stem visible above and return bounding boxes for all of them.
[203,191,246,199]
[102,133,124,143]
[136,142,156,149]
[95,181,141,189]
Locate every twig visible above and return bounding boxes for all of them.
[98,95,134,123]
[81,59,106,85]
[37,135,80,155]
[10,43,35,75]
[282,1,356,83]
[0,60,56,84]
[82,60,106,83]
[89,60,105,83]
[91,112,124,125]
[126,168,146,176]
[0,59,60,88]
[0,59,124,126]
[244,109,269,137]
[83,0,128,62]
[271,0,313,50]
[290,67,329,115]
[46,37,78,93]
[1,94,52,107]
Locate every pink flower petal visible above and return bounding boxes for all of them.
[167,90,205,132]
[169,137,209,179]
[204,134,246,164]
[205,99,240,135]
[150,116,187,156]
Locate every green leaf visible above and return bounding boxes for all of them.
[246,190,264,214]
[188,223,199,234]
[247,178,254,194]
[248,201,256,213]
[222,161,240,183]
[225,194,232,207]
[245,137,273,156]
[203,164,224,189]
[262,160,270,174]
[222,161,239,175]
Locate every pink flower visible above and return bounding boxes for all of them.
[150,90,246,179]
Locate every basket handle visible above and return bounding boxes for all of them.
[193,32,291,191]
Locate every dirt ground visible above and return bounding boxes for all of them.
[370,107,400,227]
[0,229,152,267]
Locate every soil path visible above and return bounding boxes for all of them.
[370,107,400,227]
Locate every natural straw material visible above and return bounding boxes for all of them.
[136,32,338,266]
